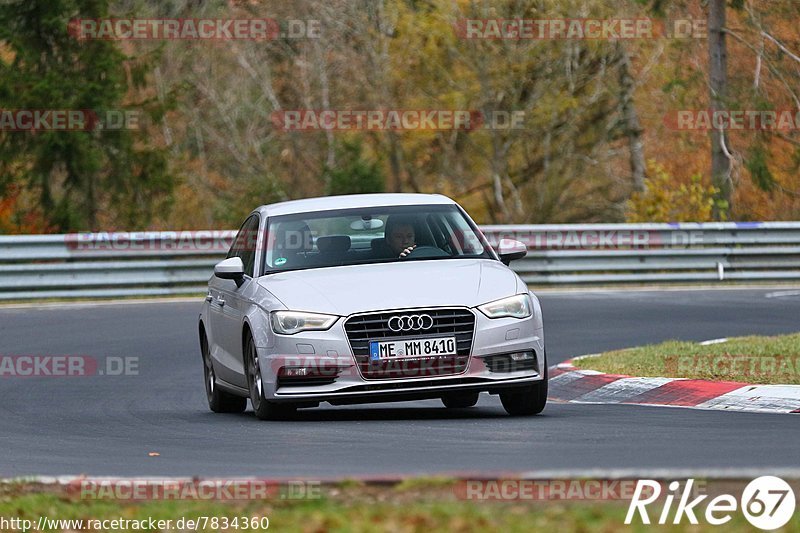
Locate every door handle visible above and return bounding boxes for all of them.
[217,297,226,307]
[205,293,213,302]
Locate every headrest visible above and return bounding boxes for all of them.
[317,235,351,254]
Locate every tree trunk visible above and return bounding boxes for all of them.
[709,0,731,219]
[616,42,646,193]
[387,131,404,192]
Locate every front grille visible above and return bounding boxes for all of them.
[344,308,475,379]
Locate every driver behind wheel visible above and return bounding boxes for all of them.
[385,215,417,258]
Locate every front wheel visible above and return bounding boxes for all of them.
[202,333,246,413]
[245,335,296,421]
[500,363,548,416]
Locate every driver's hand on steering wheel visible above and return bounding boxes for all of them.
[399,244,417,258]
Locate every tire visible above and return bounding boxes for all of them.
[441,392,480,408]
[499,359,548,416]
[245,335,296,421]
[201,333,247,413]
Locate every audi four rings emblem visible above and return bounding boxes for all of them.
[388,314,434,332]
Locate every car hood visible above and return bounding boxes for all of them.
[257,259,521,316]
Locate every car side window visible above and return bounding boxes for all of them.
[227,223,244,260]
[228,215,260,277]
[240,215,260,277]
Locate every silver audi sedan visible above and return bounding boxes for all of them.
[198,193,547,420]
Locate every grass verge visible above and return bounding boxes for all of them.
[572,333,800,384]
[1,483,798,532]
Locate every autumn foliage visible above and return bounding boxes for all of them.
[0,0,799,233]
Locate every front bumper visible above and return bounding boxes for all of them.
[273,373,542,405]
[258,307,545,404]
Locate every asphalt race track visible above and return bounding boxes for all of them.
[1,288,799,478]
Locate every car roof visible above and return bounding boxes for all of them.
[255,193,456,217]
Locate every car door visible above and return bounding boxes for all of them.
[208,214,260,387]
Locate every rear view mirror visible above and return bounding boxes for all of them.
[497,238,527,265]
[350,218,384,231]
[214,257,245,286]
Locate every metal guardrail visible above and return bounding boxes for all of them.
[1,223,799,300]
[481,222,800,285]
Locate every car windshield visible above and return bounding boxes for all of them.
[262,204,493,274]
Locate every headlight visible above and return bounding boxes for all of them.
[271,311,338,335]
[477,294,532,319]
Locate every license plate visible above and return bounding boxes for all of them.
[369,337,457,361]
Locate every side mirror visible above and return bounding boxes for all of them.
[497,238,527,265]
[214,257,245,286]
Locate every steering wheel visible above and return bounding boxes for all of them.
[400,245,450,260]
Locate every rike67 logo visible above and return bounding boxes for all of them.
[626,476,796,530]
